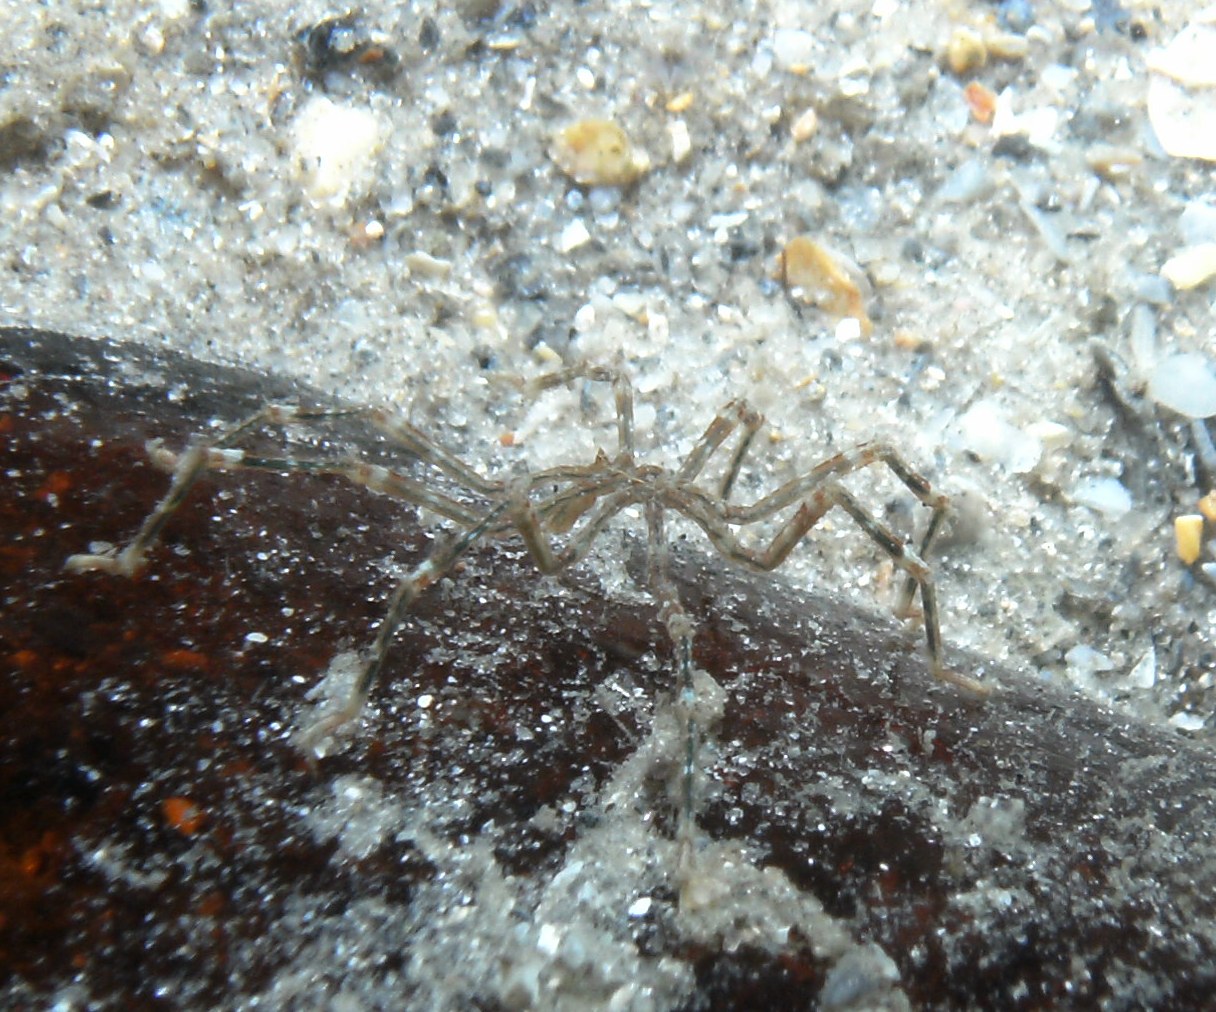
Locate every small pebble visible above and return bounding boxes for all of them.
[1086,144,1142,181]
[403,251,452,278]
[936,159,991,203]
[946,27,987,75]
[790,107,819,142]
[665,92,694,113]
[985,32,1029,61]
[1168,710,1207,732]
[1180,201,1216,245]
[772,28,816,72]
[551,119,650,187]
[963,81,997,124]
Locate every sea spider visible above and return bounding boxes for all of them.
[66,365,988,851]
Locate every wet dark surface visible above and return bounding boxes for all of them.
[2,328,1215,1009]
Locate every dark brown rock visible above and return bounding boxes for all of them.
[2,328,1214,1009]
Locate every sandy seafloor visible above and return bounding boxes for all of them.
[1,0,1214,1006]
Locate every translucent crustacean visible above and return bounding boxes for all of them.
[66,365,989,861]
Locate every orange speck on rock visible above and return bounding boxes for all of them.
[163,796,206,836]
[20,846,44,878]
[499,431,516,447]
[161,648,211,671]
[12,649,38,671]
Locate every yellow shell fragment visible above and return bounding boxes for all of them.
[775,236,873,335]
[1175,514,1205,565]
[550,119,650,187]
[665,91,694,113]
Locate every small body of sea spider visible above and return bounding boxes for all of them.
[66,365,988,858]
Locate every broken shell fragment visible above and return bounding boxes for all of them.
[550,119,650,187]
[1161,243,1216,290]
[1146,10,1216,162]
[775,236,873,335]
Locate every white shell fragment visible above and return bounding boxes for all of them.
[1160,243,1216,290]
[1147,353,1216,419]
[953,401,1042,474]
[1180,201,1216,245]
[668,119,692,164]
[1071,477,1132,518]
[1146,8,1216,162]
[772,29,816,72]
[1128,649,1157,690]
[291,97,383,208]
[991,88,1059,152]
[557,219,591,253]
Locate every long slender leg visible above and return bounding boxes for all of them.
[200,449,485,527]
[716,404,764,503]
[64,404,304,576]
[674,399,764,498]
[665,483,989,695]
[711,439,955,658]
[531,365,636,461]
[895,497,948,620]
[644,499,702,868]
[364,407,502,496]
[725,442,949,526]
[300,500,513,749]
[234,403,506,496]
[508,479,637,574]
[66,439,489,577]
